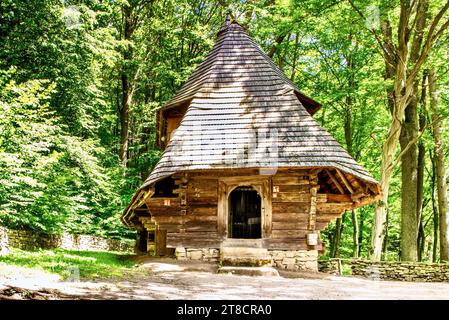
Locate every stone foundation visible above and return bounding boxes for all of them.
[173,247,318,271]
[268,250,318,272]
[0,226,134,253]
[175,247,220,262]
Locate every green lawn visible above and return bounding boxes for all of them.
[0,248,139,280]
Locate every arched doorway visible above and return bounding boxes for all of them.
[228,186,261,239]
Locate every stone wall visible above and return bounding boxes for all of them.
[173,247,318,272]
[318,258,449,282]
[317,258,342,275]
[0,226,134,253]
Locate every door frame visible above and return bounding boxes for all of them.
[217,176,272,239]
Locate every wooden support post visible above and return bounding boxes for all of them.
[217,180,227,237]
[308,174,319,231]
[179,173,188,236]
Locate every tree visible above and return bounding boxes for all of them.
[349,0,449,261]
[429,69,449,261]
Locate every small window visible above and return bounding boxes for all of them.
[152,177,177,198]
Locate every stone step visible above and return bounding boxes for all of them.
[218,266,279,277]
[220,247,272,267]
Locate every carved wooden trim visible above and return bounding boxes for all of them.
[217,176,272,239]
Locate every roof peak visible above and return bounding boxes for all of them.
[217,14,245,37]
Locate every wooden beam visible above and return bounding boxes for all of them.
[326,193,351,202]
[310,168,323,176]
[336,169,354,194]
[352,193,382,209]
[325,169,345,194]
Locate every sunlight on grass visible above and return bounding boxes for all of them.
[0,248,138,280]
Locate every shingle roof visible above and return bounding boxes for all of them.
[142,20,379,189]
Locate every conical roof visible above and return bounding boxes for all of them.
[142,20,379,189]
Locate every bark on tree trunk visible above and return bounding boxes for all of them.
[119,4,135,167]
[429,70,449,261]
[331,214,346,258]
[416,71,428,261]
[358,211,364,257]
[351,210,359,258]
[398,0,429,261]
[431,153,439,262]
[120,73,130,167]
[399,83,419,262]
[343,48,359,258]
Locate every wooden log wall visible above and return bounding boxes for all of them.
[146,174,221,249]
[143,168,360,252]
[265,171,321,250]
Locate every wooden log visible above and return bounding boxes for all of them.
[272,202,310,214]
[272,176,310,185]
[263,238,308,250]
[147,197,181,206]
[336,169,354,194]
[185,224,217,232]
[325,169,345,194]
[326,194,352,202]
[271,229,307,238]
[272,212,309,222]
[189,206,217,216]
[185,215,217,222]
[272,192,311,202]
[317,202,352,212]
[272,184,310,193]
[272,221,308,230]
[146,206,183,216]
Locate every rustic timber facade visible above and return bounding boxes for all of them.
[121,17,381,271]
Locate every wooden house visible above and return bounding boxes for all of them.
[121,17,381,271]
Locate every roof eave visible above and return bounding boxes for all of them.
[294,91,322,115]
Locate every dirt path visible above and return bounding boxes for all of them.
[1,258,449,300]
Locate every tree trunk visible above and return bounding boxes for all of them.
[399,82,419,262]
[331,214,346,258]
[371,20,395,261]
[398,0,429,262]
[416,71,428,261]
[358,210,364,257]
[119,4,134,167]
[383,208,389,256]
[267,34,286,58]
[120,74,130,167]
[429,70,449,261]
[431,151,439,262]
[290,33,299,81]
[351,210,359,258]
[343,47,359,258]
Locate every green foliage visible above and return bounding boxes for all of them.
[0,0,448,261]
[0,69,132,238]
[0,248,137,280]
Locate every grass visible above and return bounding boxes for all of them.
[0,248,139,280]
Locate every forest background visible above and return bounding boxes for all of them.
[1,0,448,262]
